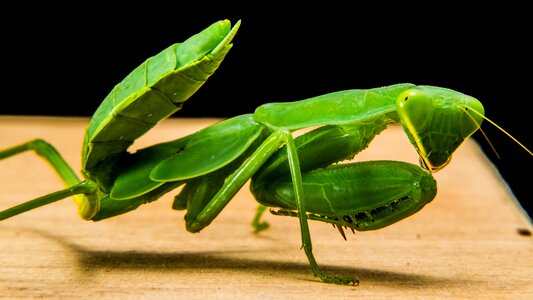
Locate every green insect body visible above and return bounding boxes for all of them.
[1,19,497,286]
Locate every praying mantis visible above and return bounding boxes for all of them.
[1,19,530,286]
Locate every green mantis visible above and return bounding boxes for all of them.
[1,19,528,285]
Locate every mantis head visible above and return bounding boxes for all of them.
[396,86,484,172]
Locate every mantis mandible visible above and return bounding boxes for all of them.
[1,19,530,285]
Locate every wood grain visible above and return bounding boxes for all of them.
[0,116,531,299]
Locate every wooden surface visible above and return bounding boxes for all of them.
[0,116,531,299]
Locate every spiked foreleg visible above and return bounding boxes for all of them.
[249,123,388,234]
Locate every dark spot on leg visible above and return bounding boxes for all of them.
[354,212,371,222]
[370,206,389,216]
[391,196,411,209]
[343,215,353,223]
[176,145,185,154]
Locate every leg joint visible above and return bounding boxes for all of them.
[29,139,56,156]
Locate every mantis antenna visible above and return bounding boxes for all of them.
[463,105,533,157]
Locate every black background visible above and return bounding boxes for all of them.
[2,6,531,217]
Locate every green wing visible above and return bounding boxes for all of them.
[81,20,241,191]
[110,115,264,200]
[108,136,191,200]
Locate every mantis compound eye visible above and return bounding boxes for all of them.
[396,88,435,170]
[397,89,433,131]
